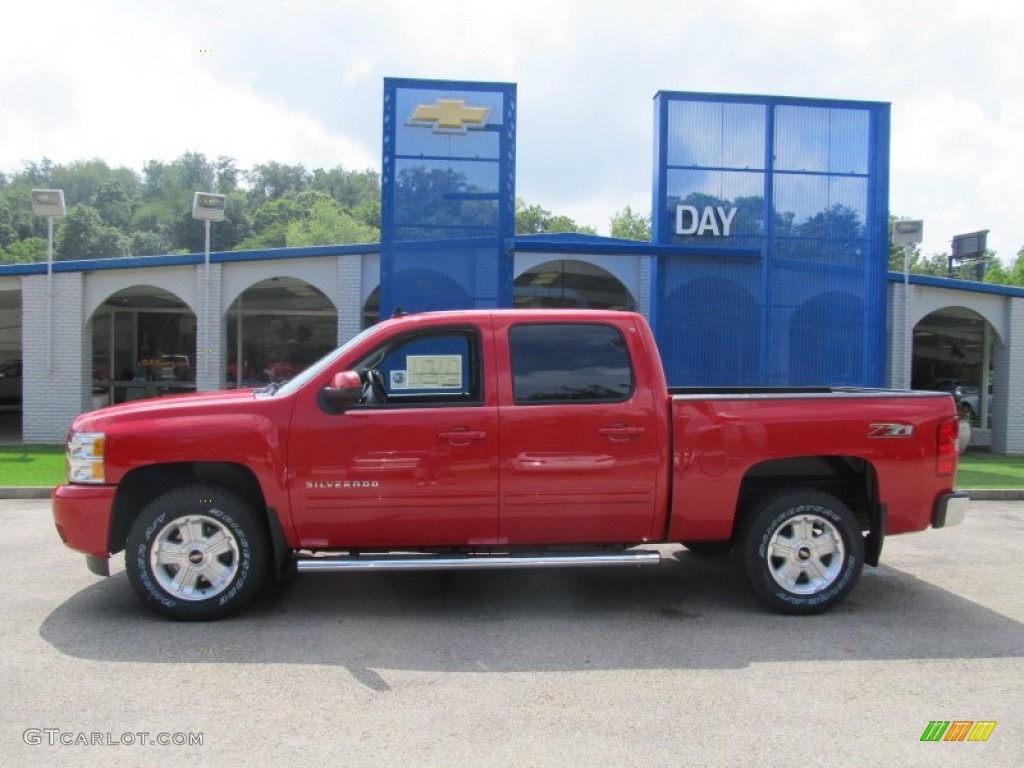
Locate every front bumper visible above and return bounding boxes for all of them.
[52,484,117,567]
[933,491,970,529]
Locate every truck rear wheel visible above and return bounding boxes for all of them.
[738,488,863,615]
[125,485,270,621]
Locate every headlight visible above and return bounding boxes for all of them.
[67,432,106,484]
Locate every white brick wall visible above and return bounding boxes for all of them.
[637,256,653,321]
[23,272,90,443]
[195,263,225,392]
[886,282,913,389]
[991,299,1024,454]
[336,254,363,344]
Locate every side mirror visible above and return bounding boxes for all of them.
[323,370,362,409]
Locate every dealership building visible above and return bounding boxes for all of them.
[2,78,1022,451]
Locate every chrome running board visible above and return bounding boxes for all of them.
[295,549,661,573]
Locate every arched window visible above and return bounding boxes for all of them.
[514,260,636,310]
[89,285,196,403]
[225,277,336,387]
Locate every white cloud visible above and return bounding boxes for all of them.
[0,2,376,174]
[892,89,1024,260]
[1,0,1021,260]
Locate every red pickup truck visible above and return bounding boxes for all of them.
[53,309,967,621]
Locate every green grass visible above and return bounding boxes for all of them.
[956,452,1024,489]
[0,444,1020,490]
[0,445,65,487]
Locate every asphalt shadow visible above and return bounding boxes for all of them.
[38,551,1023,689]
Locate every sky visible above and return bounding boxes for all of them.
[1,0,1021,262]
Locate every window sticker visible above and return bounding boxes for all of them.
[406,355,463,389]
[390,370,408,389]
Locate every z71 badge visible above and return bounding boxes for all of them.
[868,423,914,438]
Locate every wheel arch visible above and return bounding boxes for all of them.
[110,462,270,554]
[736,455,884,566]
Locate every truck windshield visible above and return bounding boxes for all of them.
[261,324,385,398]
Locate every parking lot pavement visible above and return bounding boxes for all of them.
[3,499,1022,767]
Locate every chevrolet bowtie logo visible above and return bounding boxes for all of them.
[409,99,491,133]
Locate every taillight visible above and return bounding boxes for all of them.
[937,417,958,476]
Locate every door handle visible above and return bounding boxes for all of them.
[598,424,646,441]
[438,428,488,446]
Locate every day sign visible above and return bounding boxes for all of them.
[675,205,738,237]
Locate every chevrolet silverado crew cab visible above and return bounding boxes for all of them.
[53,310,968,621]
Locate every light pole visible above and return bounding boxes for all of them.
[30,189,66,373]
[891,220,923,389]
[191,192,226,390]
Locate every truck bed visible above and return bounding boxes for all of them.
[665,388,956,544]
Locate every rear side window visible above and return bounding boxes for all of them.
[510,323,634,404]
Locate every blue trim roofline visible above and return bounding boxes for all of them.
[214,243,379,263]
[53,254,203,272]
[0,263,47,276]
[0,243,380,276]
[887,271,1024,298]
[0,232,762,276]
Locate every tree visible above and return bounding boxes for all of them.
[353,198,381,230]
[0,237,46,263]
[309,166,380,208]
[214,156,240,194]
[515,199,596,235]
[889,247,948,277]
[515,202,552,234]
[0,161,62,242]
[174,151,215,193]
[0,198,17,248]
[15,158,54,187]
[246,162,307,202]
[55,205,130,260]
[983,247,1024,287]
[235,195,307,250]
[142,160,172,200]
[90,179,137,229]
[285,198,379,246]
[48,159,138,210]
[130,231,174,257]
[168,189,252,253]
[609,205,651,241]
[132,153,238,253]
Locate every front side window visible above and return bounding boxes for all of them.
[356,328,481,407]
[510,323,634,404]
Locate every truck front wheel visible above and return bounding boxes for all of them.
[125,485,270,621]
[738,489,863,615]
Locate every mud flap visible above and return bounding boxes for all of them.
[864,502,886,567]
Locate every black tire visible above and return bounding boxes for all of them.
[737,488,863,615]
[681,541,733,555]
[125,484,270,621]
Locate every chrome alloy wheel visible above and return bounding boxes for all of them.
[150,513,241,601]
[765,512,845,595]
